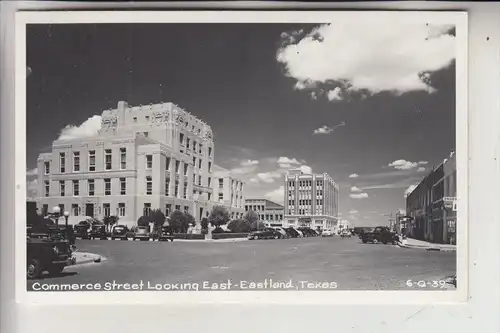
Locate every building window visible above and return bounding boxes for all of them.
[73,180,79,196]
[88,179,95,196]
[88,150,96,171]
[175,205,180,211]
[104,178,111,195]
[59,153,66,173]
[184,206,189,214]
[59,180,65,196]
[120,178,126,195]
[146,176,152,195]
[198,159,202,169]
[166,157,171,170]
[218,193,223,202]
[145,115,150,122]
[103,203,111,217]
[208,162,212,172]
[199,144,203,154]
[59,204,65,214]
[144,132,148,137]
[44,180,49,197]
[175,161,180,174]
[118,203,126,217]
[208,193,212,201]
[184,163,188,176]
[179,133,184,144]
[73,152,80,172]
[120,148,126,169]
[165,178,170,196]
[165,204,171,216]
[105,149,112,170]
[146,155,153,169]
[186,138,190,149]
[174,181,179,197]
[44,161,50,175]
[209,147,212,157]
[208,177,211,187]
[193,156,196,166]
[71,204,79,216]
[193,141,197,151]
[143,203,151,216]
[219,178,224,189]
[133,116,137,123]
[198,175,202,186]
[183,184,187,199]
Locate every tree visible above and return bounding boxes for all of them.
[150,209,166,232]
[185,213,196,227]
[244,210,259,225]
[169,210,188,233]
[200,217,209,235]
[208,205,230,228]
[137,215,150,227]
[227,219,251,233]
[250,220,266,231]
[103,215,119,232]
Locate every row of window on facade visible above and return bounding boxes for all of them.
[287,208,325,215]
[178,132,212,155]
[287,199,324,206]
[44,149,213,174]
[288,190,325,198]
[287,180,324,188]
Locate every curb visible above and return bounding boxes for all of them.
[397,242,456,252]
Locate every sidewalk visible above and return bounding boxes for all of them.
[398,238,456,252]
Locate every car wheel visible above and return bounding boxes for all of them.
[253,235,259,240]
[27,259,42,279]
[373,239,379,244]
[274,235,279,239]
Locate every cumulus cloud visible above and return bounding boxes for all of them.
[348,209,359,214]
[327,87,342,101]
[300,165,312,174]
[349,173,359,178]
[241,160,259,166]
[252,171,283,184]
[265,186,285,204]
[277,22,455,97]
[277,157,300,168]
[350,186,362,192]
[404,184,418,197]
[57,115,102,140]
[313,121,346,135]
[417,167,426,172]
[26,168,38,177]
[350,192,369,199]
[388,159,428,170]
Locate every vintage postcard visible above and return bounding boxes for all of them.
[16,10,468,304]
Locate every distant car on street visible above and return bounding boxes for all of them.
[340,229,352,238]
[248,228,282,240]
[133,226,151,241]
[360,226,398,244]
[74,221,91,240]
[273,227,289,239]
[156,226,174,242]
[90,224,107,240]
[284,227,300,238]
[111,225,130,240]
[322,229,334,237]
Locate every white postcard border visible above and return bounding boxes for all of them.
[14,10,468,305]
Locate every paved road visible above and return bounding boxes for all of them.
[27,236,456,291]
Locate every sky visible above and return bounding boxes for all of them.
[25,22,457,227]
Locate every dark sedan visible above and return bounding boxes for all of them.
[248,228,282,240]
[111,225,129,240]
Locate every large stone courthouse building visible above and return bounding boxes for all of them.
[35,101,245,227]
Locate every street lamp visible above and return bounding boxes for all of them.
[63,211,70,227]
[52,206,61,227]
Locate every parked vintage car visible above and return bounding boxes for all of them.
[27,235,74,279]
[248,227,282,240]
[111,225,130,240]
[360,226,399,244]
[273,227,289,239]
[285,227,300,238]
[74,221,91,240]
[156,226,175,242]
[340,229,352,238]
[90,223,108,240]
[298,227,315,237]
[133,226,151,241]
[322,229,334,237]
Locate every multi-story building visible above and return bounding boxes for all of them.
[405,152,456,244]
[244,198,284,227]
[211,165,246,220]
[283,169,339,231]
[35,100,218,227]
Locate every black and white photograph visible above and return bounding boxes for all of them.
[17,11,467,301]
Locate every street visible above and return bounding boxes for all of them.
[27,236,456,291]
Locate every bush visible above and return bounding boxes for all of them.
[212,227,225,234]
[150,209,166,232]
[137,215,150,227]
[208,205,230,227]
[103,215,119,232]
[185,212,196,227]
[212,233,248,240]
[243,210,259,224]
[173,233,205,240]
[169,210,189,233]
[227,219,251,233]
